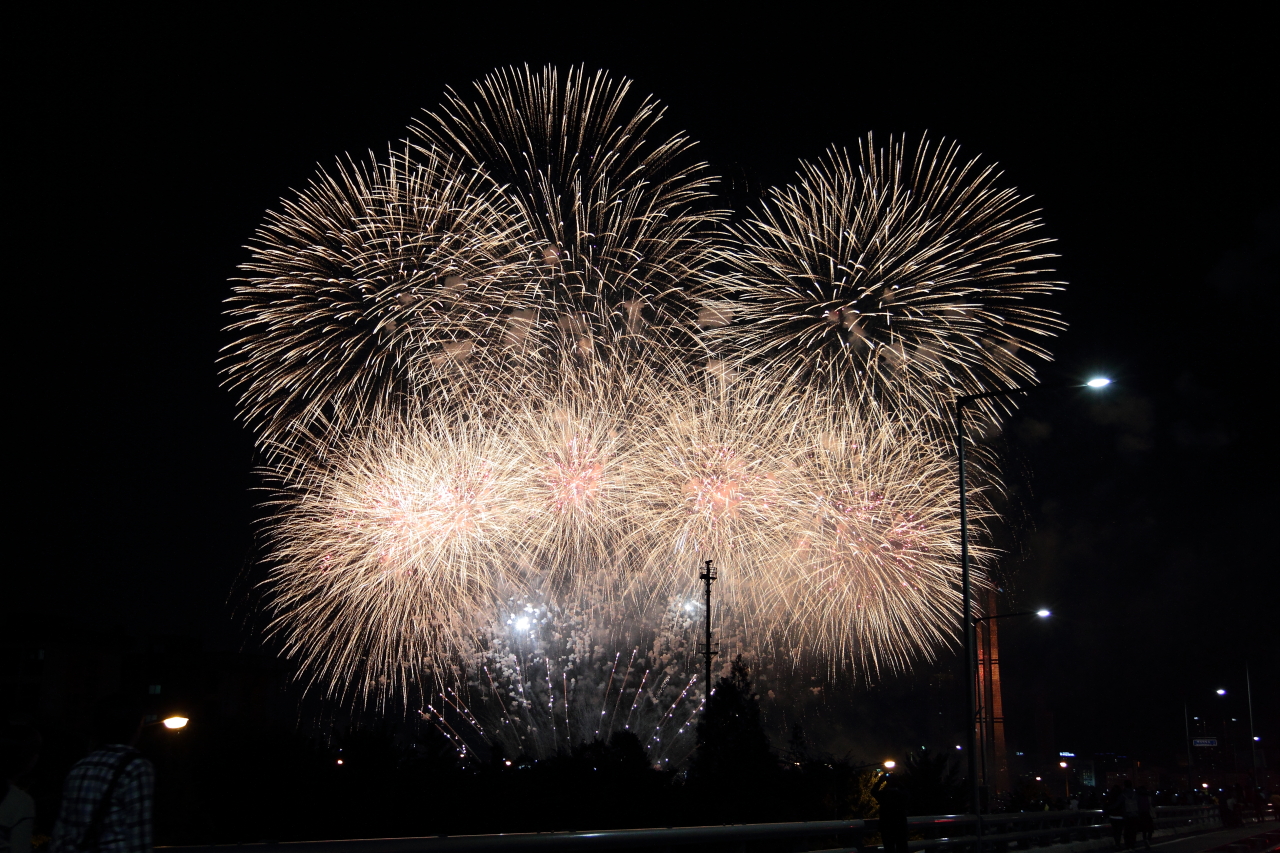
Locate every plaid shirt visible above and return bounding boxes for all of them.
[51,745,153,853]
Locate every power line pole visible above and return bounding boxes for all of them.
[699,559,717,693]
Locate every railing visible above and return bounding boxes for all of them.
[907,810,1111,851]
[1154,805,1224,834]
[160,805,1230,853]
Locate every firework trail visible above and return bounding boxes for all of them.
[425,597,704,766]
[223,144,534,452]
[413,64,728,367]
[707,135,1063,428]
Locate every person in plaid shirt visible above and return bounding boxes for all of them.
[51,700,154,853]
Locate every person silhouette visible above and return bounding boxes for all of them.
[874,772,909,853]
[0,722,42,853]
[51,697,154,853]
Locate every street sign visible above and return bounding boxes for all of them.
[1192,737,1218,747]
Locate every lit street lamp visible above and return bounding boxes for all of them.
[974,610,1052,626]
[972,608,1051,793]
[956,377,1110,838]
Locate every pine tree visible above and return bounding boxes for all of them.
[690,656,777,820]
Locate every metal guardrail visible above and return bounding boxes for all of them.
[161,805,1234,853]
[1154,805,1225,833]
[162,819,871,853]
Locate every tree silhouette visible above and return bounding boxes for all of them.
[897,750,966,815]
[690,656,777,821]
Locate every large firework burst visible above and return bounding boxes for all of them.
[223,144,534,451]
[414,64,728,365]
[707,135,1063,425]
[765,403,981,673]
[262,409,536,702]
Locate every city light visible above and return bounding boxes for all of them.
[1216,688,1227,695]
[1086,377,1111,388]
[1036,609,1051,617]
[884,760,896,769]
[1059,761,1068,768]
[162,716,188,730]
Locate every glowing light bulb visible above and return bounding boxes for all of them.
[162,716,188,730]
[1036,609,1051,617]
[884,760,896,769]
[1086,377,1111,388]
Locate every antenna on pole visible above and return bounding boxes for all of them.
[699,559,718,695]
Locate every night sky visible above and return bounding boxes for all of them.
[15,10,1276,768]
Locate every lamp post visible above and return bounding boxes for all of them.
[956,377,1110,840]
[975,609,1051,625]
[1246,666,1261,797]
[973,609,1050,794]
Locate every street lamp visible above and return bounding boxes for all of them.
[162,716,189,730]
[974,610,1052,625]
[956,377,1110,834]
[972,608,1052,794]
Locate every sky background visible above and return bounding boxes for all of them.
[15,9,1276,767]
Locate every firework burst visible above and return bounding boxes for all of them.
[708,135,1064,426]
[263,410,536,702]
[767,403,984,673]
[624,369,808,619]
[223,144,534,451]
[498,362,642,606]
[414,64,728,366]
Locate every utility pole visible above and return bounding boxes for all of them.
[1185,703,1195,790]
[699,559,717,693]
[1247,665,1260,795]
